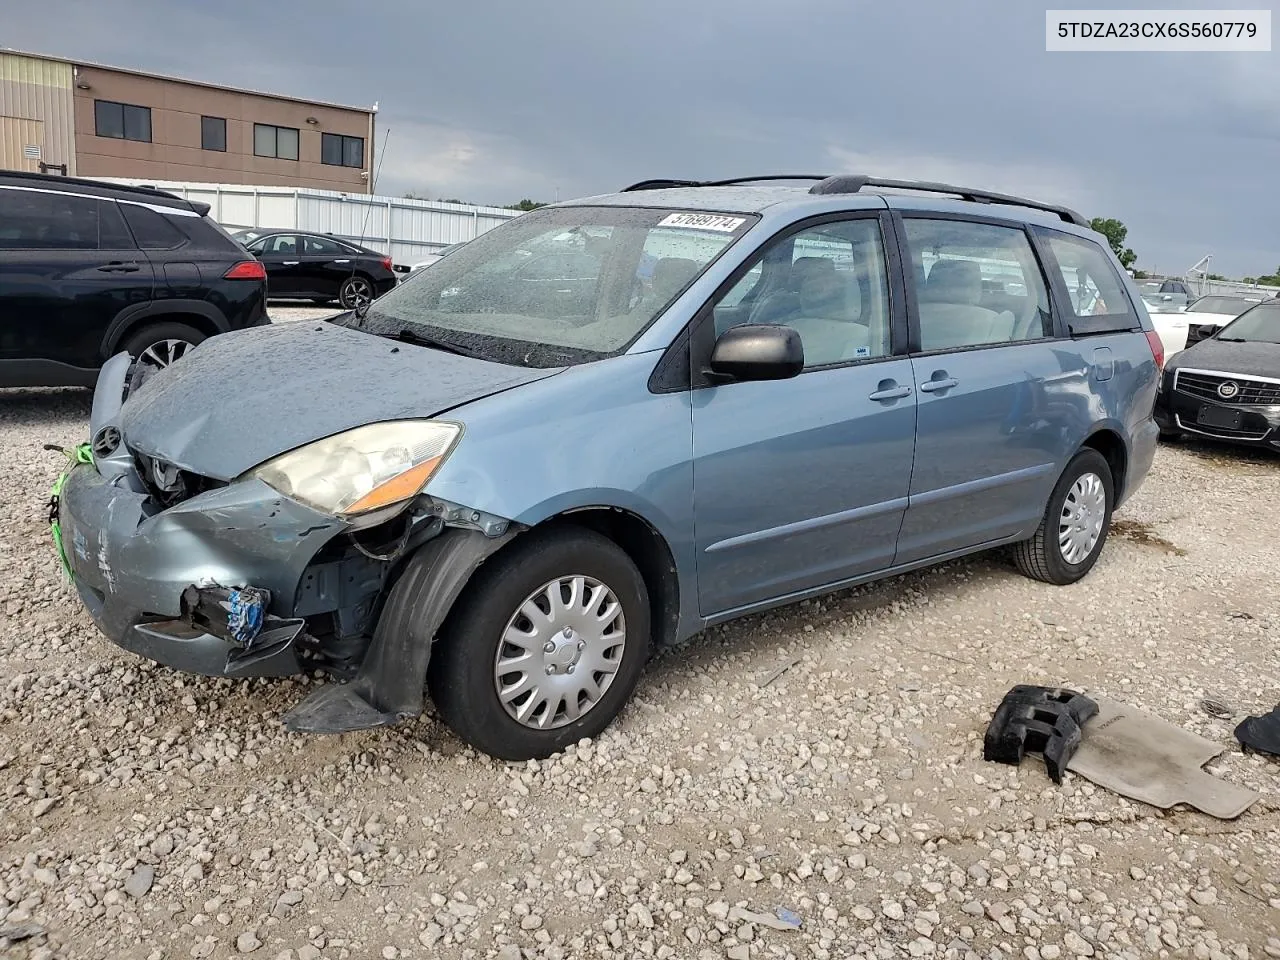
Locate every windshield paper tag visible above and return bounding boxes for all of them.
[658,213,747,233]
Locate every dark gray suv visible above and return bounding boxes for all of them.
[0,171,268,387]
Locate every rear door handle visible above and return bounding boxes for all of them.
[334,259,351,264]
[282,260,300,266]
[869,384,912,401]
[919,377,959,393]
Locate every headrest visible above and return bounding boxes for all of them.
[923,259,982,305]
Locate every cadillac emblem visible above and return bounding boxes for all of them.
[1217,381,1240,400]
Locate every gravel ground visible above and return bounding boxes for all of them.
[1,384,1278,960]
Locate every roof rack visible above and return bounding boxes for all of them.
[621,175,827,192]
[807,175,1089,227]
[0,169,197,210]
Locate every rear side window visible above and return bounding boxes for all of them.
[120,204,189,250]
[1040,232,1136,334]
[902,218,1052,352]
[302,236,348,255]
[0,189,134,250]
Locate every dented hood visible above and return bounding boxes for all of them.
[119,321,556,480]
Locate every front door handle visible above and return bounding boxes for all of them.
[282,260,300,266]
[869,384,912,402]
[97,262,139,273]
[919,376,959,393]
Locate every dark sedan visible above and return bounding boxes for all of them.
[1156,299,1280,451]
[234,230,397,309]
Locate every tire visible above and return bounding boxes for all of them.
[121,322,206,373]
[1158,427,1181,443]
[1012,448,1114,586]
[428,528,651,761]
[338,275,374,310]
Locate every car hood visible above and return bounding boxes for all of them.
[1172,338,1280,380]
[119,321,558,480]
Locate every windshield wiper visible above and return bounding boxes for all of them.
[1215,336,1247,342]
[385,328,483,359]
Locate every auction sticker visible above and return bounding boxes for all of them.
[658,213,747,233]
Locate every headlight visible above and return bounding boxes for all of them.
[249,420,461,517]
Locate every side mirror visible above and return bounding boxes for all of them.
[708,324,804,382]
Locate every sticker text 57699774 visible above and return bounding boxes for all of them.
[658,213,748,233]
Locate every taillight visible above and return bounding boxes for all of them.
[381,257,393,272]
[223,260,267,281]
[1145,330,1165,372]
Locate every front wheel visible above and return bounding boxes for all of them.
[428,528,651,761]
[1013,448,1114,585]
[338,275,374,310]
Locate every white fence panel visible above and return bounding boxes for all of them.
[96,178,520,267]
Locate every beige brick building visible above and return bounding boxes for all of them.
[0,49,376,193]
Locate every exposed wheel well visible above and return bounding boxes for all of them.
[1083,429,1127,501]
[535,508,681,649]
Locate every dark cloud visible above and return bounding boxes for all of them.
[7,0,1276,275]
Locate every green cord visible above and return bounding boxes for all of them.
[49,443,95,580]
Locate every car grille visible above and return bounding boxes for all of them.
[1174,370,1280,406]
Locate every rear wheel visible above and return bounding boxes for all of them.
[338,275,374,310]
[1013,448,1114,585]
[122,322,205,373]
[428,528,651,761]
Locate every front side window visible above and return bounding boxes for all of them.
[260,234,301,254]
[712,218,893,367]
[94,100,152,142]
[0,190,105,249]
[345,206,756,367]
[903,218,1051,351]
[254,123,299,160]
[321,133,365,168]
[1042,232,1132,323]
[201,115,226,152]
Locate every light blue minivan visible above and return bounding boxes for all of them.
[58,175,1164,759]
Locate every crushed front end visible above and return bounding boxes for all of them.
[56,354,422,681]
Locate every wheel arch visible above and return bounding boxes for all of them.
[1081,426,1128,502]
[102,300,229,359]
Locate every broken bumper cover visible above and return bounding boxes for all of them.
[58,463,344,677]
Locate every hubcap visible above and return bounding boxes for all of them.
[137,338,194,371]
[1058,472,1106,564]
[493,575,626,730]
[343,278,372,307]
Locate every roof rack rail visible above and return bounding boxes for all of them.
[807,175,1089,227]
[621,175,827,192]
[0,169,195,209]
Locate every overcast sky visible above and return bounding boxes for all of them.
[8,0,1277,276]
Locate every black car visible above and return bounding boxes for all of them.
[0,171,268,388]
[1156,299,1280,450]
[233,230,397,309]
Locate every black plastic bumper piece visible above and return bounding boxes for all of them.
[1234,704,1280,757]
[983,685,1099,783]
[282,526,517,735]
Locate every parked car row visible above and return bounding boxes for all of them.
[1150,294,1271,357]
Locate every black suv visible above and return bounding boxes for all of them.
[0,172,268,388]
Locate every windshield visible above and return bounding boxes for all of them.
[1215,301,1280,344]
[233,229,264,245]
[1188,296,1259,316]
[341,205,756,367]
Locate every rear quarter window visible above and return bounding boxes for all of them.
[1038,230,1138,335]
[120,203,189,250]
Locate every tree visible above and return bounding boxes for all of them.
[506,199,546,212]
[1089,217,1137,270]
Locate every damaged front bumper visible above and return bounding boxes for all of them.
[58,461,345,677]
